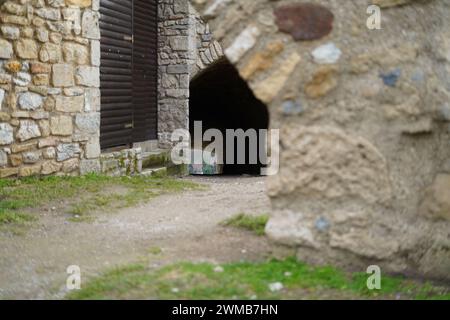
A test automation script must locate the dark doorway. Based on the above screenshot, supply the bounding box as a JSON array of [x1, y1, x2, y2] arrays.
[[189, 59, 270, 175], [99, 0, 158, 150]]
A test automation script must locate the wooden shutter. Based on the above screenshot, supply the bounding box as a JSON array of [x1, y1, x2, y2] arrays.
[[100, 0, 158, 150], [132, 0, 158, 143]]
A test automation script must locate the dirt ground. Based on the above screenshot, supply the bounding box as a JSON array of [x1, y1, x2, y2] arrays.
[[0, 176, 292, 299]]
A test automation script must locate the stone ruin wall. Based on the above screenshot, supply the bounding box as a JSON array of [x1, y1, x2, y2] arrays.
[[0, 0, 220, 175], [0, 0, 102, 178], [192, 0, 450, 280], [158, 0, 223, 148]]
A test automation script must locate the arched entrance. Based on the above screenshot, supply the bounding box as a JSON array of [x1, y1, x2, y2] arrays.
[[189, 59, 270, 175]]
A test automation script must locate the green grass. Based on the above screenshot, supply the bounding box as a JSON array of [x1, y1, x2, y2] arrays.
[[221, 213, 269, 236], [68, 257, 450, 300], [0, 174, 201, 225]]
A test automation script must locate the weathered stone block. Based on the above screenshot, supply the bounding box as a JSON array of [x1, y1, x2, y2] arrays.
[[19, 164, 42, 177], [75, 66, 100, 87], [39, 43, 62, 63], [75, 112, 100, 134], [0, 167, 18, 178], [66, 0, 92, 8], [57, 143, 81, 161], [41, 160, 62, 175], [0, 123, 14, 145], [81, 10, 100, 40], [55, 95, 84, 112], [52, 64, 74, 87], [23, 151, 41, 164], [18, 92, 43, 110], [50, 115, 73, 136], [62, 42, 89, 65], [0, 39, 14, 58], [17, 120, 42, 142], [62, 158, 79, 173], [15, 39, 38, 59], [80, 159, 101, 175], [274, 3, 334, 41]]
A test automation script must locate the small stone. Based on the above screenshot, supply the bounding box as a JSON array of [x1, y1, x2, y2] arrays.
[[62, 158, 79, 173], [43, 147, 56, 159], [81, 10, 100, 40], [282, 100, 303, 116], [75, 113, 99, 135], [274, 4, 334, 41], [30, 62, 51, 74], [10, 154, 23, 167], [240, 41, 284, 80], [39, 137, 56, 148], [1, 26, 20, 40], [0, 39, 14, 59], [224, 25, 260, 64], [17, 120, 42, 142], [0, 89, 5, 109], [19, 164, 42, 177], [269, 282, 284, 292], [62, 42, 89, 65], [36, 28, 49, 42], [0, 150, 7, 167], [55, 95, 84, 112], [5, 60, 22, 73], [305, 66, 338, 99], [52, 64, 74, 87], [253, 52, 301, 103], [75, 66, 100, 87], [311, 42, 342, 64], [85, 139, 100, 159], [380, 69, 401, 87], [33, 74, 49, 86], [66, 0, 92, 8], [15, 39, 38, 59], [213, 266, 224, 273], [18, 92, 43, 110], [50, 115, 73, 136], [41, 160, 62, 175], [11, 141, 37, 153], [36, 8, 61, 21], [23, 151, 41, 164], [80, 159, 101, 174], [13, 72, 32, 86], [57, 143, 81, 162], [39, 43, 62, 63], [0, 167, 19, 178], [0, 123, 14, 145]]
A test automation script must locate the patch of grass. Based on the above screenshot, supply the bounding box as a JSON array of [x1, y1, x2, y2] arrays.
[[148, 246, 163, 255], [221, 213, 269, 236], [0, 174, 201, 225], [0, 210, 36, 225], [68, 257, 450, 300]]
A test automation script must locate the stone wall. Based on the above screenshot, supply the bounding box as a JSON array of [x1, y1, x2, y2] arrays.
[[158, 0, 222, 148], [0, 0, 101, 177], [0, 0, 216, 176], [193, 0, 450, 280]]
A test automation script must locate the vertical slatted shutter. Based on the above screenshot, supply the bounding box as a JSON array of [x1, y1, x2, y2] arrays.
[[100, 0, 158, 150], [132, 0, 158, 142]]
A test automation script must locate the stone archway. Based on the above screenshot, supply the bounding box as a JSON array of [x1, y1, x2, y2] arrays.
[[189, 58, 270, 175]]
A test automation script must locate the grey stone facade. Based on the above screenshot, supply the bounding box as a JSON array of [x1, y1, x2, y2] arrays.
[[157, 0, 222, 148]]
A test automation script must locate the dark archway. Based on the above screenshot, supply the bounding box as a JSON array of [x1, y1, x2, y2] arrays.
[[189, 59, 270, 175]]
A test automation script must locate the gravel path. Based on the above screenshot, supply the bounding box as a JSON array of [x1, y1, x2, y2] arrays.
[[0, 176, 290, 299]]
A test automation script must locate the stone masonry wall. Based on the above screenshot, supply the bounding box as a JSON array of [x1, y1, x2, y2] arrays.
[[193, 0, 450, 280], [158, 0, 222, 148], [0, 0, 101, 178]]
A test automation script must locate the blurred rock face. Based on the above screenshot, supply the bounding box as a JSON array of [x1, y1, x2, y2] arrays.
[[192, 0, 450, 280]]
